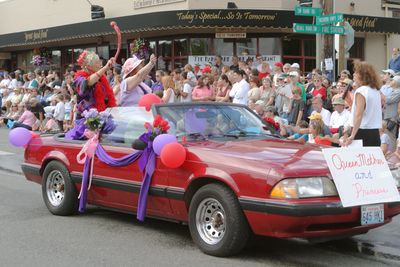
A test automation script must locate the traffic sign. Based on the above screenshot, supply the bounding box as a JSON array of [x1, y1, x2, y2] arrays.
[[316, 13, 344, 25], [293, 23, 345, 35], [294, 6, 322, 16]]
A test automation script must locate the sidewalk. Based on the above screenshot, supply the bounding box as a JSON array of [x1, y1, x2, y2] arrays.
[[0, 127, 26, 175]]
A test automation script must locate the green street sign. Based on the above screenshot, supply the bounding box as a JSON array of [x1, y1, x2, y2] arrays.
[[293, 23, 320, 33], [294, 6, 322, 16], [321, 25, 345, 35], [316, 13, 344, 25], [293, 23, 345, 35]]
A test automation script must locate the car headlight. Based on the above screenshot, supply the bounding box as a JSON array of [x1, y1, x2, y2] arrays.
[[270, 177, 338, 199], [391, 168, 400, 188]]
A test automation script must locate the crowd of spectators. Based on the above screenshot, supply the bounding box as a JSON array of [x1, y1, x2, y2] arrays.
[[1, 48, 400, 160]]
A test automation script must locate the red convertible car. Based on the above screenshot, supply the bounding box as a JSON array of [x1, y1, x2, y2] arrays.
[[22, 103, 400, 256]]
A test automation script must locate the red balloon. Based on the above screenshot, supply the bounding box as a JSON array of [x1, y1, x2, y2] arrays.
[[160, 143, 187, 168], [138, 94, 161, 111]]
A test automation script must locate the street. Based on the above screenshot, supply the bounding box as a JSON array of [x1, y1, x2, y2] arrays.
[[0, 128, 399, 266]]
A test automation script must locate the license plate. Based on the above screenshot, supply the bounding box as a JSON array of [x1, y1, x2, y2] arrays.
[[361, 204, 384, 225]]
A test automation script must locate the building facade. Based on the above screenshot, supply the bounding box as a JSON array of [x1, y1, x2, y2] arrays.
[[0, 0, 399, 76]]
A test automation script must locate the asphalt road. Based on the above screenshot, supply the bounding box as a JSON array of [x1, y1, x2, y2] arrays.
[[0, 128, 400, 266]]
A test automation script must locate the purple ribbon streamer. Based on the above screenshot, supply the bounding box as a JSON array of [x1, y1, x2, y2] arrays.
[[78, 131, 156, 221], [78, 157, 91, 213]]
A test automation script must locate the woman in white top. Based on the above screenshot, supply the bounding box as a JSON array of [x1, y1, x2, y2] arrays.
[[161, 75, 176, 103], [345, 61, 382, 147]]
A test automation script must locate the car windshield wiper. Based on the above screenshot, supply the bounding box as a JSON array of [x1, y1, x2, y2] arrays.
[[185, 132, 208, 140], [222, 130, 261, 138]]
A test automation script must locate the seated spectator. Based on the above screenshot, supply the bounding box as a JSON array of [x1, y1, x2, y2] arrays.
[[329, 97, 351, 133], [310, 96, 331, 126], [13, 103, 36, 130], [287, 120, 309, 143], [43, 113, 59, 133]]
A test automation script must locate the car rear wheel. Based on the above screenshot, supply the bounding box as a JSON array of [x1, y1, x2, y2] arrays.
[[189, 183, 250, 257], [42, 161, 78, 216]]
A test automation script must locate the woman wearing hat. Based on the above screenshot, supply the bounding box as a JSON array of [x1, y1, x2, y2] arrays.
[[119, 54, 157, 107], [74, 50, 117, 115]]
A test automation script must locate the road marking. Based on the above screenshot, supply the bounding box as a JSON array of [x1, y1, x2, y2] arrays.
[[0, 150, 14, 156]]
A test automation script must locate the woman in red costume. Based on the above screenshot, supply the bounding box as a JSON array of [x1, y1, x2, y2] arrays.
[[66, 50, 117, 139]]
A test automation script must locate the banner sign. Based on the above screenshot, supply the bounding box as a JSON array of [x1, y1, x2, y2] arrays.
[[322, 147, 400, 207], [188, 55, 281, 70]]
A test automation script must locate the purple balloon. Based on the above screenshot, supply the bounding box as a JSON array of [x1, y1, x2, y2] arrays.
[[9, 127, 33, 147], [153, 134, 177, 155]]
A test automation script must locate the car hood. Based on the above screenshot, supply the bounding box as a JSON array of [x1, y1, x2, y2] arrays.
[[187, 138, 330, 177]]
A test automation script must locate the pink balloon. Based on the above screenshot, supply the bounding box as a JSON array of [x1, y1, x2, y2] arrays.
[[8, 127, 33, 147], [139, 94, 161, 111]]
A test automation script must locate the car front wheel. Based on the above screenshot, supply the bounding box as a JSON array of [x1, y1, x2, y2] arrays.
[[189, 183, 250, 257], [42, 161, 78, 216]]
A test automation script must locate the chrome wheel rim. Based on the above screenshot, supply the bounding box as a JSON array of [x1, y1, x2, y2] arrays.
[[196, 198, 226, 245], [46, 170, 65, 207]]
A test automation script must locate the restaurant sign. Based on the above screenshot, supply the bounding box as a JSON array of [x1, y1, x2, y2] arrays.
[[134, 0, 186, 9], [215, 32, 246, 38], [24, 29, 48, 42], [188, 55, 281, 70]]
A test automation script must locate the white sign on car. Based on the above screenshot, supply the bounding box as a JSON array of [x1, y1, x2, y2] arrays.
[[322, 147, 400, 208]]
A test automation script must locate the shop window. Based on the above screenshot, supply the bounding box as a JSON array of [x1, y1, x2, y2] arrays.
[[215, 39, 234, 56], [97, 46, 109, 60], [283, 37, 316, 72], [190, 38, 210, 55], [174, 58, 188, 69], [51, 50, 61, 72], [303, 39, 316, 57], [283, 38, 301, 56], [304, 58, 316, 73], [158, 40, 172, 57], [259, 38, 281, 55], [236, 38, 257, 56], [174, 39, 188, 56], [348, 38, 364, 60]]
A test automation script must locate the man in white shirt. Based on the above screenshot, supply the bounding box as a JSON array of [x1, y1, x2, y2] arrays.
[[311, 96, 331, 126], [329, 97, 351, 130], [229, 69, 249, 105]]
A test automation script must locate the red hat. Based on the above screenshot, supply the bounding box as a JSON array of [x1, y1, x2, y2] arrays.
[[274, 62, 283, 68]]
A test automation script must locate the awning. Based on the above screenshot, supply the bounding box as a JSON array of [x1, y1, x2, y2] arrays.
[[0, 9, 398, 49]]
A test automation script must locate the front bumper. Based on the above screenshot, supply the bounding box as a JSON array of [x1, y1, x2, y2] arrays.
[[239, 197, 400, 238]]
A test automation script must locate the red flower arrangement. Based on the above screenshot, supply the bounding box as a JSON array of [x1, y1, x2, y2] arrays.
[[263, 117, 280, 131], [144, 115, 170, 140]]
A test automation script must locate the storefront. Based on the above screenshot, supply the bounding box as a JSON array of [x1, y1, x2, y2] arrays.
[[0, 9, 398, 75]]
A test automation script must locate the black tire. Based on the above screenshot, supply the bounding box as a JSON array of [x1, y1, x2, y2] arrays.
[[42, 161, 78, 216], [188, 183, 250, 257]]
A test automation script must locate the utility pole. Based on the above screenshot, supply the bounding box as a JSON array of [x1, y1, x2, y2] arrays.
[[315, 0, 334, 73]]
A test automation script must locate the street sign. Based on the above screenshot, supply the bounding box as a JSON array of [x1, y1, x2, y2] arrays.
[[294, 6, 322, 16], [316, 13, 344, 25], [321, 25, 345, 35], [293, 23, 320, 33], [293, 23, 345, 35]]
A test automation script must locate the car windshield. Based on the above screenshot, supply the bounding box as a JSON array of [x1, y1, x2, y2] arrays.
[[102, 106, 154, 144], [155, 103, 272, 140]]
